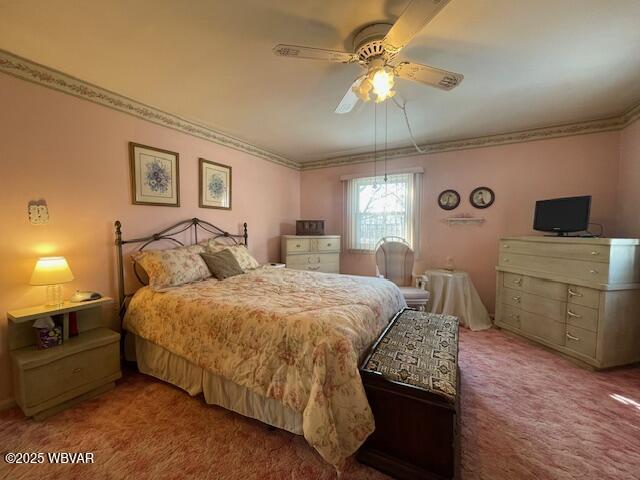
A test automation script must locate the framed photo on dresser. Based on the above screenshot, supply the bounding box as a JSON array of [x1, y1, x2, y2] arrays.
[[199, 158, 231, 210], [129, 142, 180, 207]]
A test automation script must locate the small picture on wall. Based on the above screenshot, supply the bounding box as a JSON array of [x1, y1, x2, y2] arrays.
[[470, 186, 495, 209], [438, 189, 461, 210], [129, 142, 180, 206], [199, 158, 231, 210]]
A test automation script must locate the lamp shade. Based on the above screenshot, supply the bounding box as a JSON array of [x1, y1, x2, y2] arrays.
[[30, 257, 74, 285]]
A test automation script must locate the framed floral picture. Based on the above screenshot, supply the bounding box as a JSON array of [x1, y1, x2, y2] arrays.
[[199, 158, 231, 210], [129, 142, 180, 206]]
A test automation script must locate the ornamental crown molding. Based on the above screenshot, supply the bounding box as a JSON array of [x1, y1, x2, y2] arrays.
[[301, 101, 640, 170], [0, 49, 300, 170], [1, 48, 638, 172]]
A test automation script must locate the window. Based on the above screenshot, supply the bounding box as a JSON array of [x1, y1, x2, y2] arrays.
[[345, 172, 422, 252]]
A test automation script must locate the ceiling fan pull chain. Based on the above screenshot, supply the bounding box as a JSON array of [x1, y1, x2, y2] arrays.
[[373, 102, 378, 188], [384, 100, 388, 182]]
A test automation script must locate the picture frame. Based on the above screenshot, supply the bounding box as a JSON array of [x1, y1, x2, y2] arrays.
[[437, 189, 461, 210], [199, 158, 232, 210], [470, 186, 495, 209], [129, 142, 180, 207]]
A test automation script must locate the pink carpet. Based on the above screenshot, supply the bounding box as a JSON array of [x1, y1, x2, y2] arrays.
[[1, 328, 639, 479]]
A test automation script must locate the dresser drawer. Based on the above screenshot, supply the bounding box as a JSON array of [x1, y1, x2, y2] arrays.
[[499, 253, 608, 283], [520, 311, 566, 346], [500, 240, 610, 263], [502, 287, 566, 322], [499, 304, 522, 329], [286, 239, 311, 253], [567, 285, 600, 309], [290, 263, 339, 274], [566, 304, 598, 333], [503, 273, 523, 290], [23, 341, 120, 407], [521, 276, 567, 302], [286, 253, 338, 266], [317, 237, 340, 252], [565, 325, 597, 358]]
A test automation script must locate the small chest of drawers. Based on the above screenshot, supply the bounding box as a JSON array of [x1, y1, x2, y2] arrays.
[[281, 235, 341, 274], [8, 298, 121, 419], [495, 236, 640, 369]]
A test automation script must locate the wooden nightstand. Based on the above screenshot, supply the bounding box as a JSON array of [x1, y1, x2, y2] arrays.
[[7, 298, 121, 420]]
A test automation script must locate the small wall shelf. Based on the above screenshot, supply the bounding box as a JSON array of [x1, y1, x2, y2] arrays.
[[443, 216, 486, 225]]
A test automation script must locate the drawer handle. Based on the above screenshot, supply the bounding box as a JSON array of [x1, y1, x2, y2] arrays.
[[503, 257, 510, 262], [589, 269, 598, 274], [503, 244, 510, 249], [308, 266, 320, 271], [590, 251, 599, 256], [512, 296, 521, 303], [72, 367, 82, 374], [326, 243, 332, 247], [513, 278, 522, 285], [567, 310, 582, 319], [568, 288, 583, 297], [296, 244, 301, 248], [566, 333, 580, 342]]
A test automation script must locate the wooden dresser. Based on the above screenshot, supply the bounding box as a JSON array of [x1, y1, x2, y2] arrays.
[[495, 236, 640, 369], [281, 235, 341, 273]]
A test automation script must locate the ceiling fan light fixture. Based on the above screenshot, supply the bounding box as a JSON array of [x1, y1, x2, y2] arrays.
[[371, 67, 396, 103], [352, 78, 373, 102]]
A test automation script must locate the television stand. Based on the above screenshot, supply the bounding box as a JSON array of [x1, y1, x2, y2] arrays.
[[543, 232, 597, 238]]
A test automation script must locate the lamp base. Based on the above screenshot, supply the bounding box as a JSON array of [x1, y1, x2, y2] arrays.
[[45, 284, 63, 307]]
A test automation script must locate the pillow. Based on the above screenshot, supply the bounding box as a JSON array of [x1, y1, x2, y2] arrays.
[[200, 250, 244, 280], [226, 245, 260, 271], [203, 242, 260, 271], [132, 244, 211, 290]]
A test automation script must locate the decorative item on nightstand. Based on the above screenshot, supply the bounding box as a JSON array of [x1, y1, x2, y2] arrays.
[[30, 257, 74, 307]]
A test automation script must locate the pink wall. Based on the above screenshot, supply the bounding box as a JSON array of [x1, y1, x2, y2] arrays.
[[618, 119, 640, 237], [301, 132, 622, 314], [0, 73, 300, 404]]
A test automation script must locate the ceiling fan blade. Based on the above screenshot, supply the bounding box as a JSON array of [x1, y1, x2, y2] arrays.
[[273, 44, 357, 63], [383, 0, 451, 53], [395, 61, 463, 90], [334, 77, 364, 114]]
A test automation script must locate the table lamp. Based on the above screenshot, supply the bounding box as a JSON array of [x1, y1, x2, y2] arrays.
[[30, 257, 74, 306]]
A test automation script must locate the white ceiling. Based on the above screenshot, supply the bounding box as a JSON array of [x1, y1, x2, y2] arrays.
[[1, 0, 639, 163]]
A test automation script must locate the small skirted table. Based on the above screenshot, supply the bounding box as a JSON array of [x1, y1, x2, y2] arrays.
[[424, 269, 492, 331]]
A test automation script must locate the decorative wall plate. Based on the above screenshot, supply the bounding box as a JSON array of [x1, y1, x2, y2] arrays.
[[470, 187, 495, 209], [437, 189, 460, 210]]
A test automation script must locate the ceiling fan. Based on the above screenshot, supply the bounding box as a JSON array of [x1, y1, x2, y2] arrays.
[[273, 0, 463, 114]]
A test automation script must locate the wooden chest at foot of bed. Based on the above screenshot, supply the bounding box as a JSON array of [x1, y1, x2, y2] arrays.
[[358, 308, 460, 480]]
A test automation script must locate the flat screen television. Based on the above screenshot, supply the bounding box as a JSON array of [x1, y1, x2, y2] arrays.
[[533, 195, 591, 236]]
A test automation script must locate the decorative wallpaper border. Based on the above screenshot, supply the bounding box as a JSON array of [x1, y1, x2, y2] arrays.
[[301, 102, 640, 170], [0, 49, 298, 170], [1, 48, 638, 172]]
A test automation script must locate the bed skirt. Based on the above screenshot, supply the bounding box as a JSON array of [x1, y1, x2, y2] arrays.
[[124, 333, 304, 435]]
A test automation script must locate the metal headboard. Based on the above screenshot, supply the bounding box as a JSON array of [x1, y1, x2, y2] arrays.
[[114, 217, 248, 318]]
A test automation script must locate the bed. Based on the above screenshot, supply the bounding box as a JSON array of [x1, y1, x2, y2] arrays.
[[115, 218, 406, 468]]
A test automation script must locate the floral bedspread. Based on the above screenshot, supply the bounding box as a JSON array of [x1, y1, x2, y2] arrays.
[[124, 267, 406, 466]]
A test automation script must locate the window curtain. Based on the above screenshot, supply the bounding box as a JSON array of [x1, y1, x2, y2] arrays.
[[343, 171, 422, 254]]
